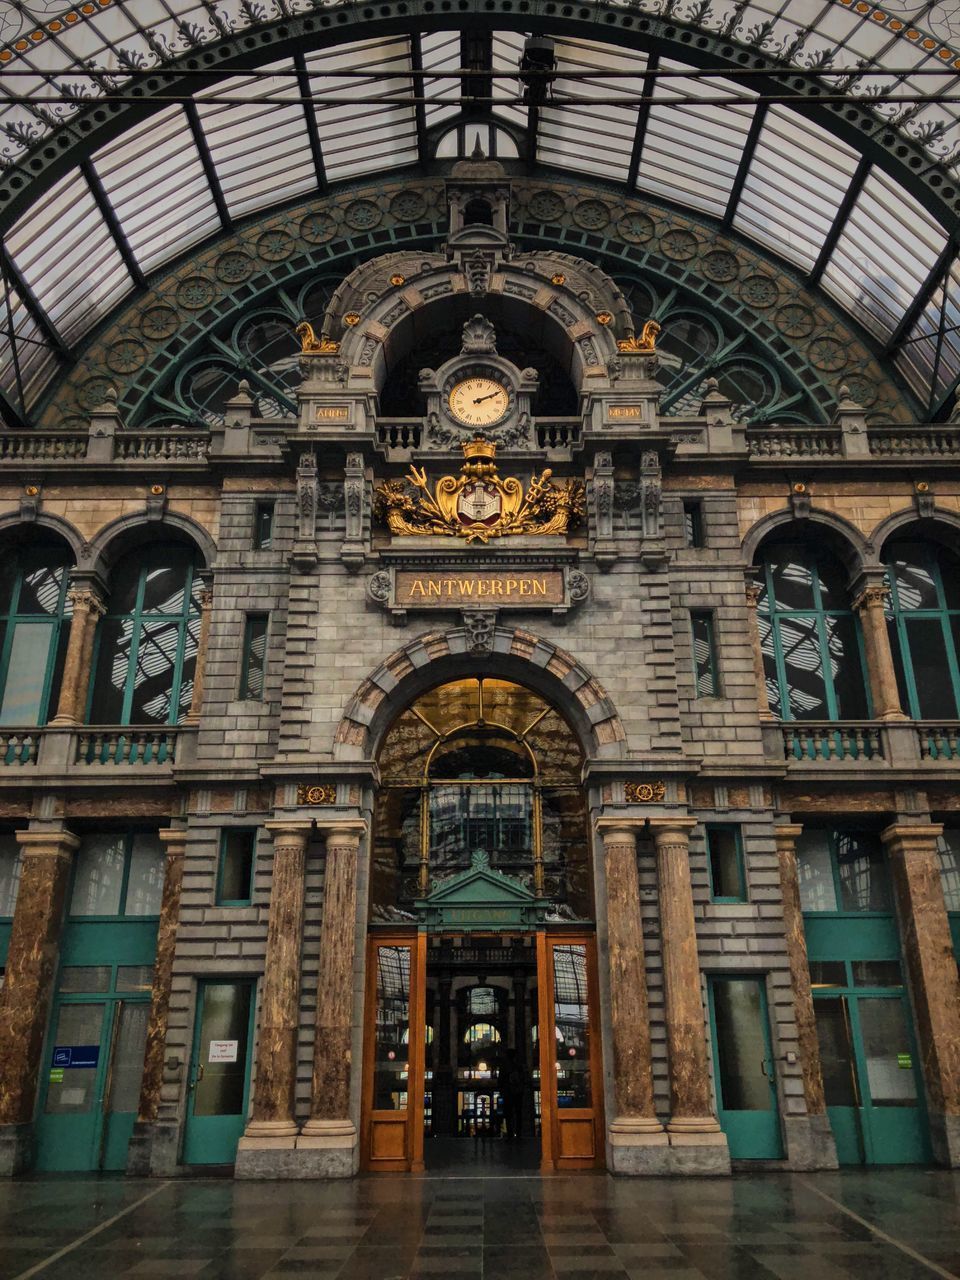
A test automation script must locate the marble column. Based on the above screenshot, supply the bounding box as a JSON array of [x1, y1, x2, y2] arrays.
[[597, 821, 666, 1171], [775, 823, 838, 1169], [298, 821, 365, 1173], [649, 818, 728, 1171], [238, 821, 310, 1152], [744, 575, 775, 722], [184, 580, 213, 726], [49, 586, 105, 725], [882, 822, 960, 1165], [0, 828, 78, 1175], [852, 583, 907, 721], [135, 828, 187, 1127]]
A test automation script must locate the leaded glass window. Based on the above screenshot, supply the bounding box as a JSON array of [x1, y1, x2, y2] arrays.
[[88, 545, 202, 726], [797, 831, 891, 914], [0, 541, 73, 727], [756, 545, 869, 721], [884, 541, 960, 720]]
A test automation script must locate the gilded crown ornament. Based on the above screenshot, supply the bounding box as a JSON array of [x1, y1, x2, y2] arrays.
[[374, 436, 585, 544]]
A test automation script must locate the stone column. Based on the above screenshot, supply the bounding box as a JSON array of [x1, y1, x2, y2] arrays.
[[597, 820, 667, 1172], [649, 817, 729, 1172], [0, 828, 78, 1175], [49, 587, 105, 725], [775, 823, 838, 1169], [852, 583, 907, 721], [133, 829, 187, 1127], [183, 580, 213, 726], [298, 821, 365, 1174], [237, 821, 310, 1158], [882, 823, 960, 1165], [745, 576, 775, 722]]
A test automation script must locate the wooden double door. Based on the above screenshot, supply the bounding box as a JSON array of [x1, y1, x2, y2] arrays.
[[361, 929, 604, 1172]]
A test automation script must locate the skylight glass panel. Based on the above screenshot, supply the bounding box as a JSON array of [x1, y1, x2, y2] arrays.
[[305, 38, 418, 182], [537, 39, 648, 184], [635, 61, 755, 218], [5, 168, 131, 346], [822, 167, 947, 342], [492, 31, 527, 131], [0, 278, 57, 411], [734, 106, 859, 273], [421, 31, 462, 132], [91, 106, 221, 275], [196, 60, 317, 220], [895, 257, 960, 410]]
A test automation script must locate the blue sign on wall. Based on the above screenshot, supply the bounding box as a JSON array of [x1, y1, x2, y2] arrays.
[[51, 1045, 100, 1069]]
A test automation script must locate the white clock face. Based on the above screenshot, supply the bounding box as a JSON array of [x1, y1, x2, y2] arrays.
[[447, 377, 510, 427]]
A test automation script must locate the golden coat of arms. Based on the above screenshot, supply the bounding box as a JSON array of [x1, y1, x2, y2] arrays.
[[374, 437, 585, 544]]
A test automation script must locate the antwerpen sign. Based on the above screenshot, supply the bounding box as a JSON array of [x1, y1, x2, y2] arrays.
[[396, 569, 563, 607]]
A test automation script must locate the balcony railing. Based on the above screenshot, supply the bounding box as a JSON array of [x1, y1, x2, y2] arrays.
[[76, 728, 179, 764], [782, 722, 884, 762], [113, 432, 209, 461], [1, 732, 39, 765], [917, 724, 960, 761], [375, 420, 422, 451], [747, 428, 842, 459], [0, 432, 88, 461]]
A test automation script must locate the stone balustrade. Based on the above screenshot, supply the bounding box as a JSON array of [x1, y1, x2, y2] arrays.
[[75, 727, 180, 765], [747, 427, 842, 459], [0, 432, 87, 461], [917, 724, 960, 760], [536, 419, 581, 450], [781, 721, 884, 762], [375, 420, 422, 451]]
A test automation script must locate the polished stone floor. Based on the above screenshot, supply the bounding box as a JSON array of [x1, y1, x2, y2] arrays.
[[1, 1166, 959, 1280]]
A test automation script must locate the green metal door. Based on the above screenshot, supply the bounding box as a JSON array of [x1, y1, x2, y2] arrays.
[[182, 980, 255, 1165], [814, 990, 930, 1165], [708, 976, 783, 1159]]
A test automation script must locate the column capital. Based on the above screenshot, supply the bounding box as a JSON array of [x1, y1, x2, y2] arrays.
[[595, 817, 643, 844], [852, 582, 891, 613], [774, 823, 804, 848], [264, 820, 313, 845], [648, 816, 698, 844], [14, 829, 80, 857], [881, 822, 944, 850], [158, 827, 188, 856], [316, 819, 366, 849], [66, 585, 106, 616]]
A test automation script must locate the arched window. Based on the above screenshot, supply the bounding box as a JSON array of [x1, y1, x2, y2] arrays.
[[756, 543, 869, 721], [0, 539, 73, 726], [884, 540, 960, 719], [88, 544, 202, 726]]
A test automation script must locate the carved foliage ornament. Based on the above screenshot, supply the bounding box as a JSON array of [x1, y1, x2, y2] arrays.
[[374, 436, 585, 544]]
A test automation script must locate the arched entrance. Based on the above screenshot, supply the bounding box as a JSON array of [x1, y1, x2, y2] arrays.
[[360, 677, 604, 1173]]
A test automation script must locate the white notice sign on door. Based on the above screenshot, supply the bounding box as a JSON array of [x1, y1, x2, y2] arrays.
[[208, 1039, 239, 1063]]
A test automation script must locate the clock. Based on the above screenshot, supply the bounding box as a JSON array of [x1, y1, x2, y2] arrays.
[[447, 376, 510, 427]]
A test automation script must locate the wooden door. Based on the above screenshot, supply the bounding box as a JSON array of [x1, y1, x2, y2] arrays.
[[538, 931, 604, 1170], [361, 931, 426, 1172]]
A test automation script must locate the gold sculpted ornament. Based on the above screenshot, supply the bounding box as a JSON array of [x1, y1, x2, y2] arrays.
[[624, 780, 666, 803], [295, 322, 340, 354], [617, 319, 660, 353], [374, 436, 585, 544], [296, 783, 337, 805]]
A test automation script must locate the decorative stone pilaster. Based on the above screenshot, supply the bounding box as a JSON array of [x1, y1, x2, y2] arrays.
[[852, 582, 907, 722], [236, 822, 310, 1167], [597, 821, 668, 1174], [774, 823, 838, 1170], [48, 587, 105, 725], [0, 828, 79, 1175], [183, 579, 213, 726], [298, 821, 366, 1176], [648, 817, 729, 1174], [127, 826, 187, 1176], [882, 823, 960, 1166], [744, 574, 775, 722]]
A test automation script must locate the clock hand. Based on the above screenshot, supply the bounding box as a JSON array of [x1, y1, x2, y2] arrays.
[[473, 392, 502, 403]]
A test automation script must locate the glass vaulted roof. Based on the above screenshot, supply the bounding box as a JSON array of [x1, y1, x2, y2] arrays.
[[1, 1, 960, 421]]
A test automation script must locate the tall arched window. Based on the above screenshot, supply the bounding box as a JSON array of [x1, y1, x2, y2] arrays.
[[756, 544, 869, 721], [884, 540, 960, 720], [88, 544, 202, 725], [0, 539, 73, 726]]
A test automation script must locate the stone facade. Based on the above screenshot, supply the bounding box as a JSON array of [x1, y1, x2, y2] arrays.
[[0, 160, 959, 1179]]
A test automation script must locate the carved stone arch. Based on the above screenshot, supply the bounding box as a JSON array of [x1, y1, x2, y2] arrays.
[[334, 624, 627, 763], [871, 506, 960, 566], [742, 506, 871, 586], [331, 256, 627, 396], [82, 510, 218, 579], [0, 510, 85, 564]]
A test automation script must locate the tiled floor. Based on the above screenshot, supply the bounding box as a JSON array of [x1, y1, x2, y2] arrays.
[[1, 1166, 959, 1280]]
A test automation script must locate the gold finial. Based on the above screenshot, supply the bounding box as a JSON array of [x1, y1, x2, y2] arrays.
[[617, 318, 660, 353], [296, 321, 340, 355]]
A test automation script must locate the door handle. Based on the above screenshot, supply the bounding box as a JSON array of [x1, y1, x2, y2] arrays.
[[189, 1063, 205, 1091], [760, 1058, 770, 1080]]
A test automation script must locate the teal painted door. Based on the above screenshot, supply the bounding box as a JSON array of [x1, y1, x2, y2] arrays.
[[182, 980, 255, 1165], [814, 992, 930, 1165], [708, 976, 783, 1159], [35, 996, 149, 1171]]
